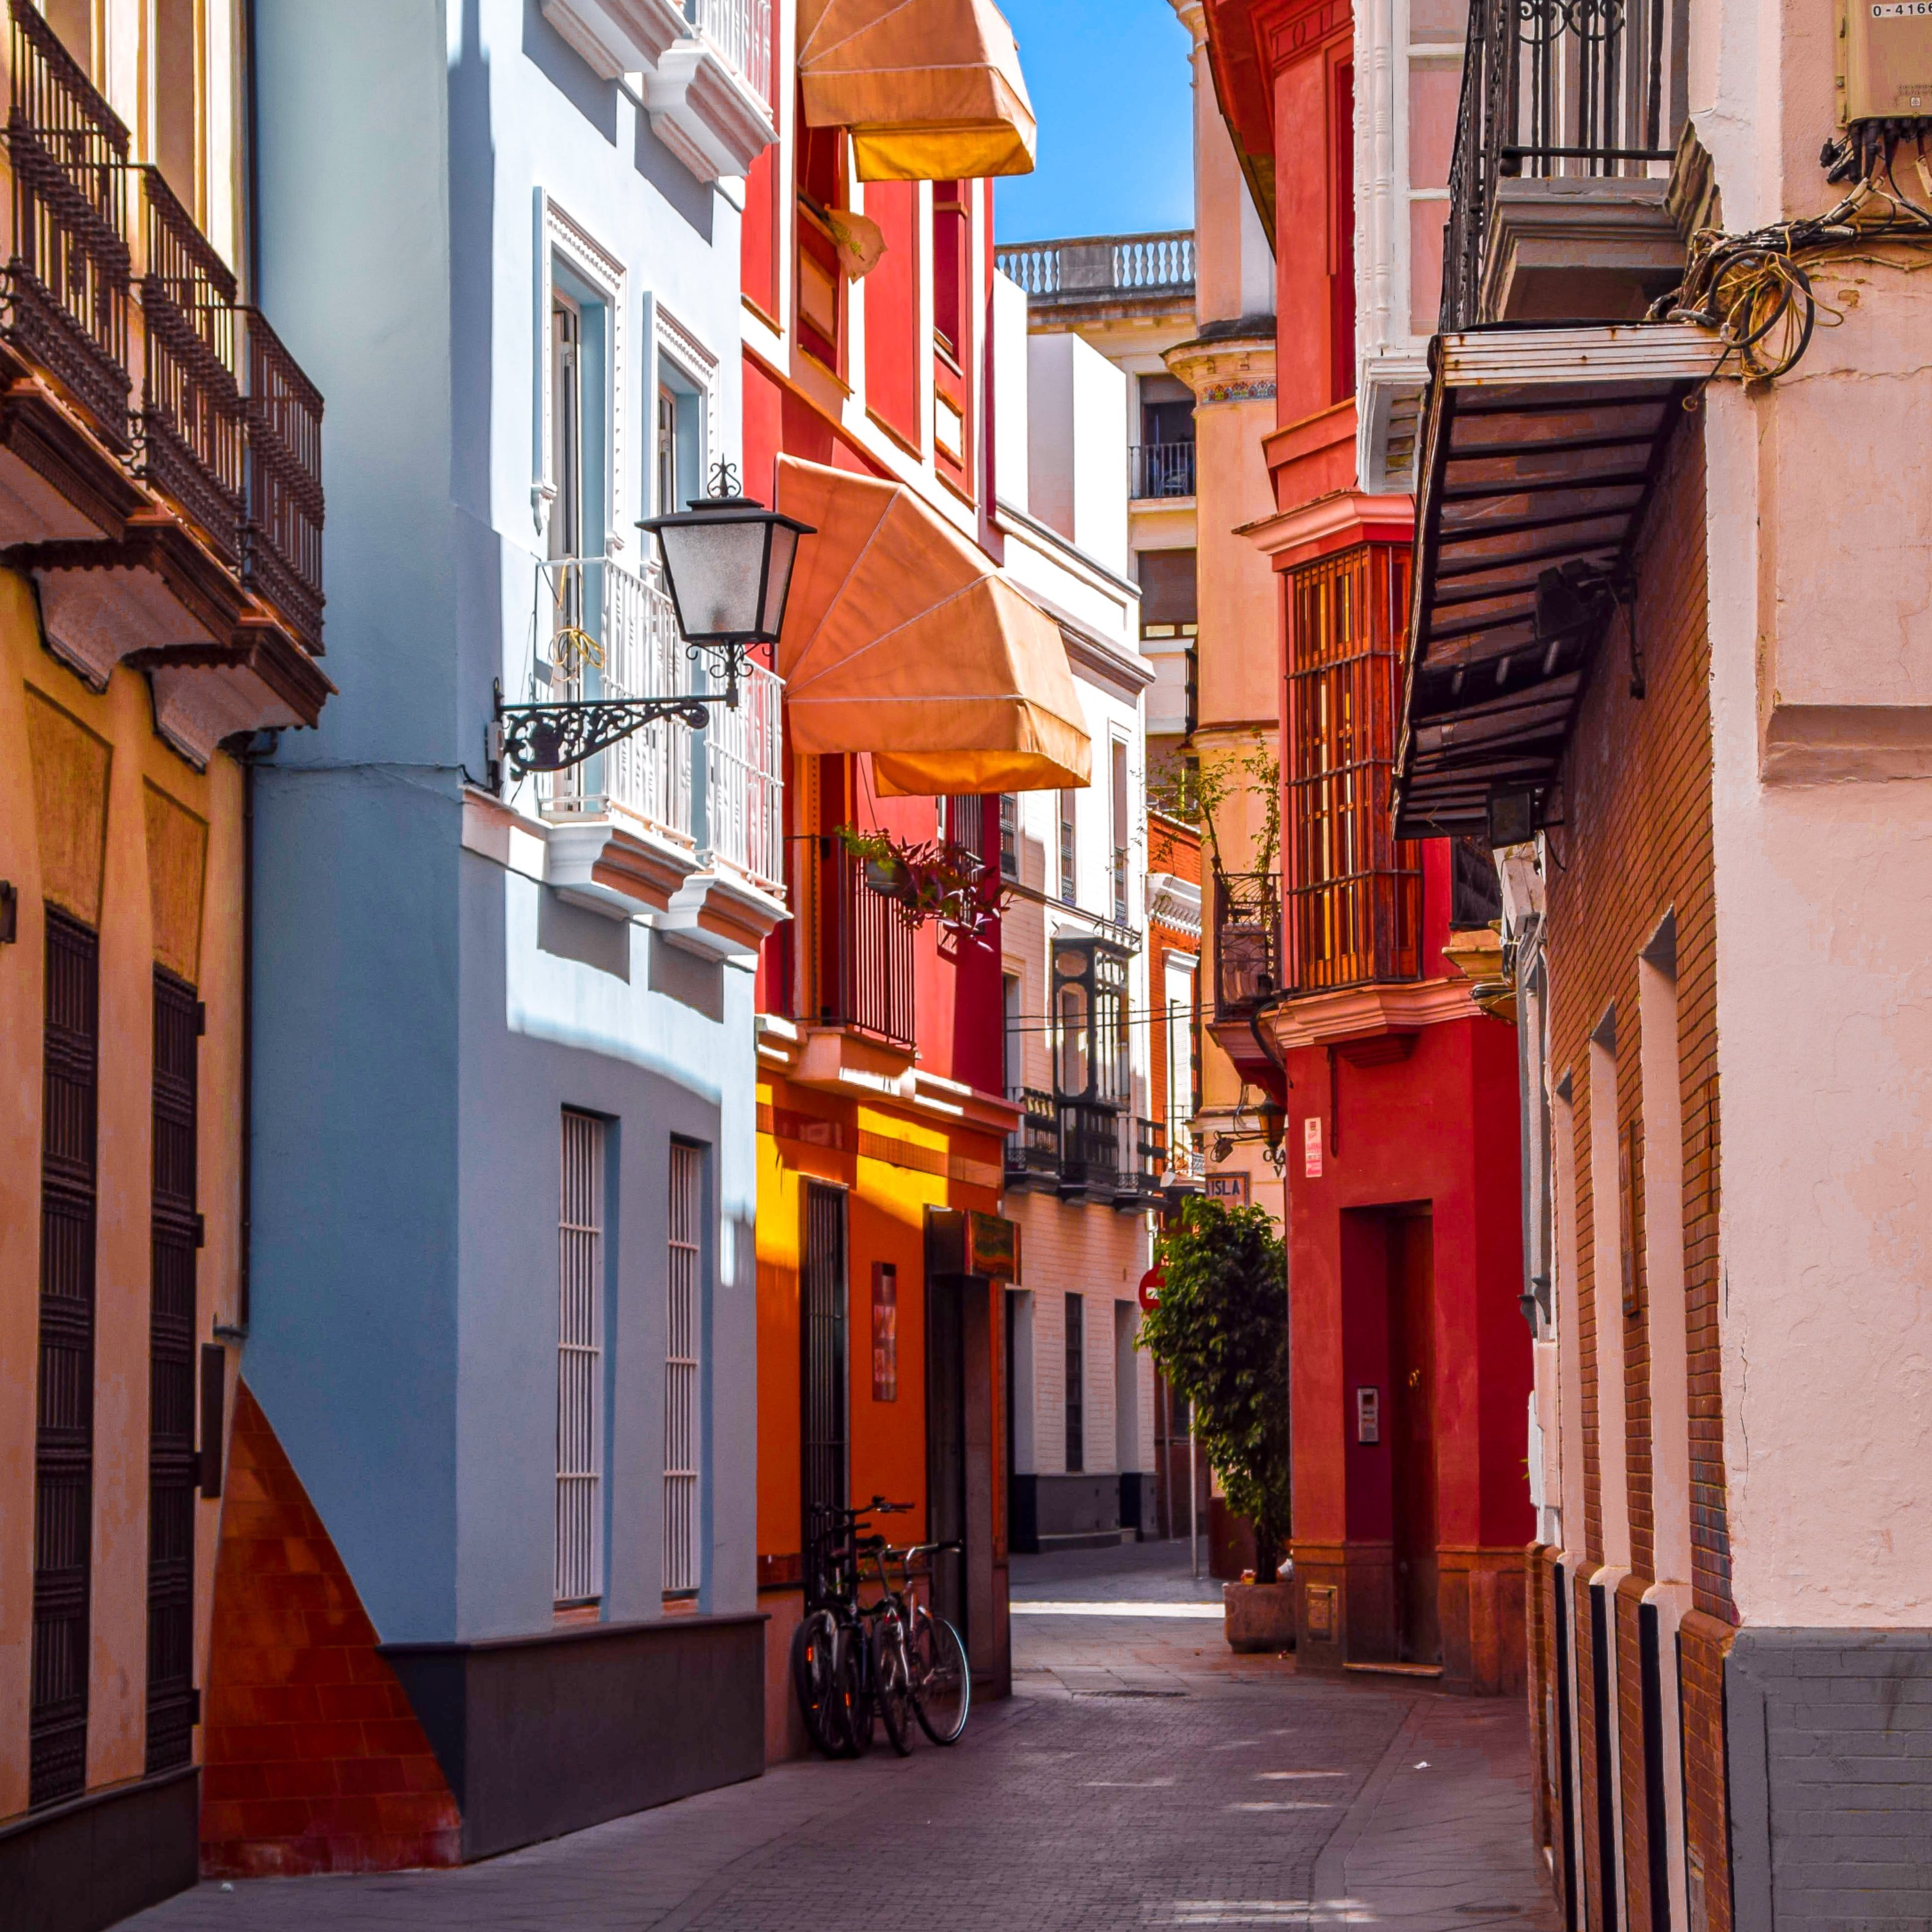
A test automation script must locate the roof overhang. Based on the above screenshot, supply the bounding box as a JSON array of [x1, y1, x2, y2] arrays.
[[1393, 323, 1723, 841]]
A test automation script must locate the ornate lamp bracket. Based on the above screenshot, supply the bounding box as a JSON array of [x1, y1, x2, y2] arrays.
[[489, 678, 720, 781]]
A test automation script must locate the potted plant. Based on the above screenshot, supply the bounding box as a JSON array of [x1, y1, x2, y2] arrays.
[[1137, 1195, 1294, 1653], [833, 823, 1010, 947]]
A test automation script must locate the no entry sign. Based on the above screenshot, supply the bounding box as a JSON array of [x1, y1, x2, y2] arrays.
[[1138, 1264, 1165, 1313]]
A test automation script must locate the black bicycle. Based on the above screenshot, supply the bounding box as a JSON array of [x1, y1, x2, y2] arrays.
[[791, 1498, 908, 1758], [862, 1536, 971, 1752]]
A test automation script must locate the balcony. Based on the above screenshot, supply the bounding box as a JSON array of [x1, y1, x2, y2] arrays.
[[1130, 440, 1194, 501], [0, 0, 328, 764], [540, 0, 776, 181], [994, 230, 1195, 326], [1212, 870, 1281, 1019], [540, 554, 787, 955], [1004, 1087, 1060, 1190], [800, 836, 915, 1052], [1441, 0, 1688, 330]]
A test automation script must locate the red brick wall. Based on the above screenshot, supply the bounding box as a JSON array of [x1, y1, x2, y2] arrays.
[[200, 1383, 461, 1876], [1679, 1609, 1735, 1932], [1572, 1567, 1603, 1916], [1543, 417, 1734, 1929]]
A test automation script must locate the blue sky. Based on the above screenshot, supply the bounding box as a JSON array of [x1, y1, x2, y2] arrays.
[[994, 0, 1194, 242]]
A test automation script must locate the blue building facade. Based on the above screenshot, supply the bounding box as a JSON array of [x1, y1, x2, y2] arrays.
[[220, 0, 784, 1866]]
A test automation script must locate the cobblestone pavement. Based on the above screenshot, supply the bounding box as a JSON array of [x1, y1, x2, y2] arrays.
[[129, 1544, 1559, 1931]]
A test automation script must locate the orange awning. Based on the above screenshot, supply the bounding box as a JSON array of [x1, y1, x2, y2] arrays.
[[796, 0, 1038, 182], [775, 456, 1090, 796]]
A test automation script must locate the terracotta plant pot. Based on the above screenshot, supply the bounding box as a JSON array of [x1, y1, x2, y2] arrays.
[[1223, 1578, 1297, 1654]]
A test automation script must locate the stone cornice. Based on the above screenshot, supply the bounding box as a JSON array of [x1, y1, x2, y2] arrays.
[[1263, 977, 1483, 1052]]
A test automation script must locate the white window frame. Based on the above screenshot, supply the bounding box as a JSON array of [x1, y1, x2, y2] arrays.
[[647, 296, 720, 513], [664, 1141, 704, 1597], [534, 189, 627, 548], [557, 1110, 607, 1608]]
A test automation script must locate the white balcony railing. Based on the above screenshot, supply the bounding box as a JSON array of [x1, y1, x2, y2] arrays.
[[688, 0, 771, 105], [542, 553, 785, 899], [704, 658, 784, 894]]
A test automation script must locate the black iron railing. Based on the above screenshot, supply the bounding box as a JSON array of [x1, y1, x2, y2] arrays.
[[239, 307, 324, 649], [1123, 1117, 1168, 1200], [1004, 1086, 1060, 1185], [5, 0, 131, 447], [1441, 0, 1683, 330], [140, 166, 242, 560], [1131, 440, 1195, 499], [1058, 1099, 1122, 1194], [1213, 870, 1281, 1019], [812, 839, 916, 1050]]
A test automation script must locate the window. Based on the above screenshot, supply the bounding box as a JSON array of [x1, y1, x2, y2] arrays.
[[795, 110, 845, 368], [1058, 790, 1076, 906], [548, 280, 611, 684], [551, 295, 584, 579], [1331, 60, 1357, 406], [999, 794, 1018, 879], [152, 0, 198, 214], [147, 969, 200, 1774], [1136, 549, 1199, 638], [33, 909, 98, 1807], [656, 374, 704, 518], [664, 1142, 703, 1596], [1064, 1293, 1084, 1474], [801, 1181, 849, 1538], [930, 179, 970, 362], [1003, 972, 1022, 1093], [1110, 739, 1131, 926], [556, 1111, 606, 1608]]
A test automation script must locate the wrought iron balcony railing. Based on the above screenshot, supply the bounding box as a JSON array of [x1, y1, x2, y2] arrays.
[[1441, 0, 1684, 330], [704, 655, 784, 894], [1004, 1086, 1061, 1187], [5, 0, 130, 448], [239, 307, 324, 652], [139, 166, 242, 562], [996, 230, 1195, 304], [1212, 870, 1281, 1019], [1131, 440, 1195, 500], [802, 836, 916, 1051], [688, 0, 772, 107]]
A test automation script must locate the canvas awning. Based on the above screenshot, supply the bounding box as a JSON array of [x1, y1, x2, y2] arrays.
[[1393, 323, 1724, 840], [796, 0, 1037, 182], [775, 455, 1090, 795]]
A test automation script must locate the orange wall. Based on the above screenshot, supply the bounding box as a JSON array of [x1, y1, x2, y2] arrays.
[[0, 576, 246, 1819]]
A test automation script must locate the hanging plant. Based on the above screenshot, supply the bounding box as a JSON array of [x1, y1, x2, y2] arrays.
[[833, 823, 1011, 945]]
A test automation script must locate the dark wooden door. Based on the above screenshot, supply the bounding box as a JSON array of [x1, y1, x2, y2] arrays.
[[925, 1275, 966, 1640], [1388, 1211, 1439, 1666], [801, 1181, 848, 1598]]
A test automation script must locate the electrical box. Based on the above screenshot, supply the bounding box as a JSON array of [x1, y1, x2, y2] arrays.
[[1839, 0, 1932, 124]]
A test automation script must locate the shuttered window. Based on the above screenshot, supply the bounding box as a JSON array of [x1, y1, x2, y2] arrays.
[[33, 909, 98, 1808], [556, 1111, 605, 1608], [1064, 1293, 1085, 1476], [147, 970, 200, 1772], [664, 1142, 703, 1596]]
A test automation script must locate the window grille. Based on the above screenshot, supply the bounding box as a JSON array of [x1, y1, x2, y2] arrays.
[[1058, 790, 1076, 906], [1064, 1293, 1085, 1474], [556, 1110, 605, 1607], [1283, 545, 1422, 991], [801, 1180, 849, 1595], [664, 1142, 703, 1595], [147, 969, 199, 1773], [33, 908, 98, 1807]]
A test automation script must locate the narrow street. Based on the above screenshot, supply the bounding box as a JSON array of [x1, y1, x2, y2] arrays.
[[129, 1547, 1557, 1931]]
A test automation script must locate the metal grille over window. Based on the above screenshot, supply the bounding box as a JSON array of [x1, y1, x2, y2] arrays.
[[1284, 546, 1422, 993], [664, 1142, 703, 1596], [147, 970, 200, 1774], [33, 909, 98, 1808], [801, 1180, 849, 1582], [556, 1110, 605, 1608]]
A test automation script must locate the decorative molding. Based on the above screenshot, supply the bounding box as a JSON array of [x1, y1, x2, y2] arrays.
[[535, 191, 629, 548], [1197, 377, 1276, 406], [1263, 977, 1483, 1052], [641, 40, 777, 185], [652, 298, 722, 500]]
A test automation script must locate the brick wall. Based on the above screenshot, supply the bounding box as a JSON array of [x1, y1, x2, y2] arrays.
[[200, 1384, 461, 1876], [1545, 420, 1733, 1930], [1679, 1609, 1734, 1932]]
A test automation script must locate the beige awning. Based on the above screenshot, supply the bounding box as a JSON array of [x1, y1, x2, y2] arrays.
[[796, 0, 1038, 182], [775, 456, 1090, 795]]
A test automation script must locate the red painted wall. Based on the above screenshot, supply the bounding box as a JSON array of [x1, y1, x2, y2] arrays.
[[862, 181, 920, 450]]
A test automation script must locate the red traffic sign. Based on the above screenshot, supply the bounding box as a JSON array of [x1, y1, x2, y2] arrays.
[[1138, 1264, 1166, 1313]]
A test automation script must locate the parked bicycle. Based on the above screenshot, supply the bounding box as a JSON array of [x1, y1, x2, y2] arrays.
[[790, 1498, 971, 1757]]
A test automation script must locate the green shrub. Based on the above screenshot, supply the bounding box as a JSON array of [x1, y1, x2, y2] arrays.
[[1138, 1196, 1292, 1583]]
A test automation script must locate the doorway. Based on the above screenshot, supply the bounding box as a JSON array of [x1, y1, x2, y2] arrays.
[[926, 1275, 966, 1640], [1387, 1210, 1438, 1665], [800, 1181, 849, 1590]]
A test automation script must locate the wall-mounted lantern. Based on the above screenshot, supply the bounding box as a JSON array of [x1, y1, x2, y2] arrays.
[[492, 464, 814, 780]]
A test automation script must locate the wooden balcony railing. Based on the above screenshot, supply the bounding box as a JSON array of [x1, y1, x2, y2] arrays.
[[4, 0, 131, 448], [239, 307, 324, 651], [1283, 545, 1422, 994], [139, 166, 242, 561], [808, 838, 915, 1051]]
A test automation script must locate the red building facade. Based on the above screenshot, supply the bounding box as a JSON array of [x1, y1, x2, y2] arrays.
[[1200, 0, 1531, 1690]]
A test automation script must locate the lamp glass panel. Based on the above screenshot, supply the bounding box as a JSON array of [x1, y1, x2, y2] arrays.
[[758, 523, 801, 635], [657, 518, 766, 639]]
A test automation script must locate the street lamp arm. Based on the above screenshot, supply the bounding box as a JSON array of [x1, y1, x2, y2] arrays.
[[491, 680, 720, 779]]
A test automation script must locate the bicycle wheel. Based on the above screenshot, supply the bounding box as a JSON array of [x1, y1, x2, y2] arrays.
[[872, 1612, 915, 1756], [832, 1618, 875, 1756], [909, 1610, 971, 1745], [791, 1609, 843, 1759]]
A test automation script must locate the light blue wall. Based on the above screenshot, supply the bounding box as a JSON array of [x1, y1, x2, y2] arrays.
[[249, 0, 761, 1644]]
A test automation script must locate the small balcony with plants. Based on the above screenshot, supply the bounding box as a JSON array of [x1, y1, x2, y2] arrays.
[[0, 0, 329, 765]]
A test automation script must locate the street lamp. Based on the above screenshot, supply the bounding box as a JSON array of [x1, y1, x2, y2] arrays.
[[491, 464, 814, 781], [637, 463, 815, 708]]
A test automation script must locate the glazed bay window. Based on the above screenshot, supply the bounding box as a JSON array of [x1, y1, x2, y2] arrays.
[[1283, 545, 1422, 993], [556, 1110, 606, 1611]]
